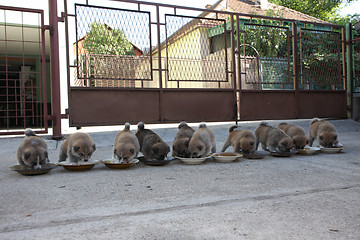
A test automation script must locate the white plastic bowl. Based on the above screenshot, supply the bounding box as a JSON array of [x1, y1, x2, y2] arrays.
[[320, 147, 343, 153], [177, 156, 208, 165], [212, 152, 242, 163]]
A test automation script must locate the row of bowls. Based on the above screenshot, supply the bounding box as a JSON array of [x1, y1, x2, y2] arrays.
[[10, 146, 343, 176]]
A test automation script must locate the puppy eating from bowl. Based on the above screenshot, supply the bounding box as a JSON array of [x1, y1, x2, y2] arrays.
[[221, 125, 256, 154], [113, 122, 140, 163], [172, 121, 195, 158], [188, 123, 216, 158], [308, 118, 342, 148], [255, 122, 294, 152], [278, 122, 308, 150]]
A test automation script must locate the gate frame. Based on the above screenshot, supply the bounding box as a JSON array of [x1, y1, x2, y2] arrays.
[[63, 0, 348, 128], [0, 5, 49, 136]]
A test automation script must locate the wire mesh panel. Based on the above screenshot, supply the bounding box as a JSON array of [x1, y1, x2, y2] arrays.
[[241, 23, 291, 89], [299, 28, 342, 89], [74, 4, 152, 87], [165, 15, 228, 84], [0, 7, 47, 134]]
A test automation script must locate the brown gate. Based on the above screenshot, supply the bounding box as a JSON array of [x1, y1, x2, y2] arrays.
[[0, 6, 48, 135], [64, 0, 346, 128]]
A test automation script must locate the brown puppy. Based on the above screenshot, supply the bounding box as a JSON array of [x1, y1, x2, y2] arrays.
[[172, 121, 195, 158], [278, 122, 308, 149], [16, 129, 49, 169], [188, 123, 216, 158], [255, 122, 294, 152], [308, 118, 341, 148], [59, 132, 96, 163], [113, 122, 140, 163], [136, 122, 170, 160], [221, 125, 256, 154]]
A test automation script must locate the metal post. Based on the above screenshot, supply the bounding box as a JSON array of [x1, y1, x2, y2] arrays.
[[292, 22, 300, 118], [346, 23, 353, 118], [48, 0, 62, 139]]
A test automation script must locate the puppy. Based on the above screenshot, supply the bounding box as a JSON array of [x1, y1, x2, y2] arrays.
[[221, 125, 256, 154], [113, 122, 140, 163], [16, 128, 49, 169], [188, 123, 216, 158], [59, 132, 96, 163], [278, 122, 308, 149], [308, 118, 341, 148], [136, 122, 170, 160], [172, 121, 195, 158], [255, 121, 294, 152]]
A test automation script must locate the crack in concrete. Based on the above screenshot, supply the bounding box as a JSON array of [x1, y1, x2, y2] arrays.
[[1, 184, 359, 234]]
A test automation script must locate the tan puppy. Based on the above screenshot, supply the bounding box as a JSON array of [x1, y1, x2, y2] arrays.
[[59, 132, 96, 163], [16, 129, 49, 169], [308, 118, 341, 148], [113, 122, 140, 163], [172, 121, 195, 158], [188, 123, 216, 158], [255, 122, 294, 152], [278, 122, 308, 149], [136, 122, 170, 160], [221, 125, 256, 154]]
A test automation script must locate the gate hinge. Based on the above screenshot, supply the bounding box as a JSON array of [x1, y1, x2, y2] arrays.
[[43, 25, 54, 35]]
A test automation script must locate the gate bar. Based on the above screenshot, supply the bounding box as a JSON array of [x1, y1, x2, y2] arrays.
[[48, 0, 62, 139], [292, 22, 300, 118]]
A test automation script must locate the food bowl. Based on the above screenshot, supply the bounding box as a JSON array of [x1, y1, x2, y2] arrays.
[[138, 156, 175, 166], [212, 152, 242, 163], [243, 152, 266, 159], [320, 146, 343, 154], [57, 161, 98, 171], [177, 156, 209, 165], [270, 149, 298, 157], [9, 163, 57, 176], [101, 159, 139, 169], [298, 147, 320, 155]]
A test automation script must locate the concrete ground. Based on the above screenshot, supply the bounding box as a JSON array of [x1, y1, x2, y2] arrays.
[[1, 119, 360, 240]]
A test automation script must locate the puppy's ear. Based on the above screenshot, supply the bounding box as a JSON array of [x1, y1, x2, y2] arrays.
[[114, 149, 117, 155], [282, 141, 288, 147], [24, 152, 31, 160], [319, 136, 324, 141], [129, 148, 134, 154], [197, 145, 203, 151], [250, 141, 254, 146], [152, 146, 159, 154], [44, 151, 49, 158], [333, 135, 337, 141], [73, 145, 80, 152], [92, 144, 96, 151], [184, 139, 190, 147]]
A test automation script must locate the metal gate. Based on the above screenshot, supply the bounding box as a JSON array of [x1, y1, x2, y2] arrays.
[[64, 0, 347, 128], [0, 6, 48, 135]]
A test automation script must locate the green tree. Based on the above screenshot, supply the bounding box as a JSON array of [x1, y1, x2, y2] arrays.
[[269, 0, 353, 23], [84, 22, 135, 55]]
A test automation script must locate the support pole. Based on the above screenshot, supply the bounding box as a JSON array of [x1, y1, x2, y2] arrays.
[[345, 23, 353, 119], [48, 0, 62, 139]]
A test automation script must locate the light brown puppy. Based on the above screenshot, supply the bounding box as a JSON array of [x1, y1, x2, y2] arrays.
[[113, 122, 140, 163], [278, 122, 308, 149], [59, 132, 96, 163], [308, 118, 341, 148], [221, 125, 256, 154], [255, 122, 294, 152], [136, 122, 170, 160], [172, 121, 195, 158], [16, 129, 49, 169], [188, 123, 216, 158]]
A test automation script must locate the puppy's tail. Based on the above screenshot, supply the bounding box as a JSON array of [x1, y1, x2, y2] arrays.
[[199, 122, 207, 128], [124, 122, 131, 130], [178, 121, 188, 129], [310, 118, 320, 125], [259, 121, 269, 127], [229, 125, 238, 132], [25, 128, 36, 137], [137, 122, 145, 130]]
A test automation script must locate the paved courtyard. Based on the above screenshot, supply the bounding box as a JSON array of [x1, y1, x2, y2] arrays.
[[1, 119, 360, 239]]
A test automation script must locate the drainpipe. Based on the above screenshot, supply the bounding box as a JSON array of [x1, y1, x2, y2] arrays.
[[48, 0, 62, 139]]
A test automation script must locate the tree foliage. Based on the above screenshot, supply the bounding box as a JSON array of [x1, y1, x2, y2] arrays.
[[83, 22, 135, 55], [269, 0, 354, 23]]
